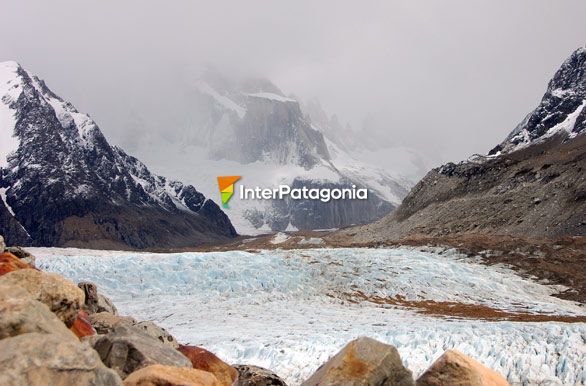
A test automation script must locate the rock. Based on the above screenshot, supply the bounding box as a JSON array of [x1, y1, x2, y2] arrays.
[[78, 281, 99, 313], [234, 364, 287, 386], [88, 325, 192, 379], [0, 283, 76, 341], [178, 345, 238, 386], [302, 337, 414, 386], [0, 269, 84, 327], [4, 246, 36, 266], [416, 350, 509, 386], [98, 293, 119, 314], [70, 310, 97, 338], [0, 251, 33, 277], [123, 364, 220, 386], [134, 320, 179, 349], [0, 234, 5, 250], [78, 281, 119, 314], [0, 332, 123, 386], [89, 312, 136, 334]]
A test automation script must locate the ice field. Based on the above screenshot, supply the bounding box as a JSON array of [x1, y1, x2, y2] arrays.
[[34, 247, 586, 385]]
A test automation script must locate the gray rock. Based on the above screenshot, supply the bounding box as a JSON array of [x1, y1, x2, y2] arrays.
[[88, 325, 191, 379], [302, 337, 414, 386], [0, 283, 76, 341], [78, 281, 119, 315], [88, 312, 136, 334], [78, 281, 99, 313], [235, 364, 288, 386], [4, 246, 35, 267], [98, 293, 118, 315], [0, 332, 123, 386], [133, 320, 179, 349]]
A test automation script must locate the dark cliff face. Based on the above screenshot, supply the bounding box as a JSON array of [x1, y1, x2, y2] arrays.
[[0, 62, 236, 248], [345, 47, 586, 242]]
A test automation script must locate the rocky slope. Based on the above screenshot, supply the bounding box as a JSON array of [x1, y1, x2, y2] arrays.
[[0, 61, 236, 248], [338, 47, 586, 243]]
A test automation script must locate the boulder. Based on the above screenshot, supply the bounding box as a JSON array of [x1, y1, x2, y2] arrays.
[[416, 350, 509, 386], [98, 293, 119, 314], [178, 345, 238, 386], [78, 281, 100, 313], [134, 320, 179, 349], [88, 325, 192, 379], [234, 364, 287, 386], [0, 283, 76, 341], [0, 251, 33, 277], [0, 332, 123, 386], [0, 269, 84, 326], [89, 312, 136, 334], [70, 310, 97, 338], [5, 246, 36, 267], [302, 337, 414, 386], [78, 281, 119, 314], [123, 364, 220, 386]]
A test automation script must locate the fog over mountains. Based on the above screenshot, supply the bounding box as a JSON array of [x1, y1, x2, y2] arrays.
[[123, 69, 427, 234], [3, 2, 586, 164]]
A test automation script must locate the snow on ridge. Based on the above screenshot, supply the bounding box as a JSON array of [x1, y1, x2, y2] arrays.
[[27, 75, 100, 148], [197, 81, 246, 119], [0, 187, 15, 216], [0, 61, 23, 168], [246, 92, 297, 103], [509, 98, 586, 152]]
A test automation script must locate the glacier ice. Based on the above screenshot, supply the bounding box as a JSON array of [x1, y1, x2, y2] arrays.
[[34, 247, 586, 385]]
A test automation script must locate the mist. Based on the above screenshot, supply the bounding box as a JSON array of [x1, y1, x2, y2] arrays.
[[1, 0, 585, 163]]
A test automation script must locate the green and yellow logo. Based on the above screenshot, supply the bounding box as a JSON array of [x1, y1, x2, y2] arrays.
[[217, 176, 241, 208]]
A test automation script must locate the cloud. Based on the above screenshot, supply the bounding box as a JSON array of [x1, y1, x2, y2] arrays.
[[1, 0, 585, 162]]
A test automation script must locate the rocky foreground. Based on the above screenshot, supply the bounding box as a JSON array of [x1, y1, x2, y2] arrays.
[[0, 235, 515, 385]]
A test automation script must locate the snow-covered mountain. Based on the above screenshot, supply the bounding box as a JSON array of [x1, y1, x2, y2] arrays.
[[490, 46, 586, 155], [129, 70, 420, 234], [0, 61, 236, 248]]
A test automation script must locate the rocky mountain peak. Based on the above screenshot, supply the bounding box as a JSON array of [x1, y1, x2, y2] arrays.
[[0, 61, 236, 248], [490, 46, 586, 155]]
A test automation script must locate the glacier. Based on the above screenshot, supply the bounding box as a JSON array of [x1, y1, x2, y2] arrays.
[[33, 247, 586, 385]]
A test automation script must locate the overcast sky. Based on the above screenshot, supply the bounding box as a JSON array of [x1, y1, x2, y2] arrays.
[[1, 1, 585, 163]]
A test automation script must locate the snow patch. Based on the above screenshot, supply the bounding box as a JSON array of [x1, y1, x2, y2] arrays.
[[270, 232, 290, 244], [197, 81, 246, 119], [0, 61, 23, 168], [297, 237, 324, 245], [0, 187, 15, 216], [246, 92, 297, 103]]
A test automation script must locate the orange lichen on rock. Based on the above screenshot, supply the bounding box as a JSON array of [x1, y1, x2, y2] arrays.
[[70, 310, 96, 338], [177, 345, 238, 386], [0, 252, 33, 277]]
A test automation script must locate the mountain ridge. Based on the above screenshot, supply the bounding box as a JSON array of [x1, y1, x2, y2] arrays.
[[336, 47, 586, 243], [0, 61, 236, 248]]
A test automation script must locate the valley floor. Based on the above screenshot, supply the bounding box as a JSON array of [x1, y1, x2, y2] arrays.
[[33, 247, 586, 385]]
